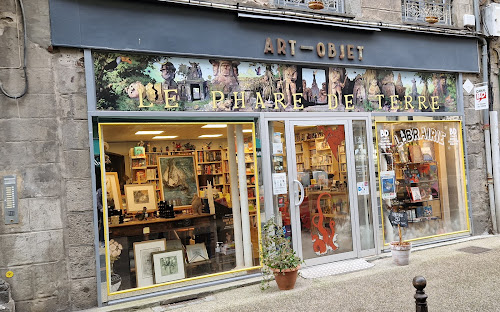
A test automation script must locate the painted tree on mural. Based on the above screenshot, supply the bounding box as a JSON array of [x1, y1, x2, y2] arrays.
[[94, 53, 165, 111]]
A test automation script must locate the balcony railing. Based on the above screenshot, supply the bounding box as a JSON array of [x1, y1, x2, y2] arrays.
[[402, 0, 452, 25], [276, 0, 344, 14]]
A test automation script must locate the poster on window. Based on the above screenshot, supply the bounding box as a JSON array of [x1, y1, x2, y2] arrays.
[[380, 170, 396, 200]]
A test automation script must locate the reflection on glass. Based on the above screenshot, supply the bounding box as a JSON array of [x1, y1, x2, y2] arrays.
[[353, 121, 375, 250], [98, 122, 259, 294], [269, 121, 292, 242], [294, 124, 353, 260], [375, 120, 468, 244]]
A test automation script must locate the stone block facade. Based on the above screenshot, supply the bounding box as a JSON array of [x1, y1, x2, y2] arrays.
[[0, 0, 492, 310], [0, 0, 95, 311]]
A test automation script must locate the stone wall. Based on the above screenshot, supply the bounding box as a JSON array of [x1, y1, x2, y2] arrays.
[[0, 0, 95, 311]]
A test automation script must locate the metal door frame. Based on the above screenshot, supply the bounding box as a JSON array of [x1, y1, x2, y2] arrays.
[[260, 113, 380, 267]]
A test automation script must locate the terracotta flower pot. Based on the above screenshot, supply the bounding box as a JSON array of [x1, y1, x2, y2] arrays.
[[308, 1, 324, 10], [390, 242, 412, 266], [272, 265, 300, 290], [425, 16, 439, 24]]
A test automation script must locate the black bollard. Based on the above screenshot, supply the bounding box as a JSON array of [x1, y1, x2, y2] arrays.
[[413, 276, 428, 312]]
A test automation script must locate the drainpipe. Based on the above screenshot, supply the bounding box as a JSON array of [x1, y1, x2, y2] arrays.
[[490, 111, 500, 232], [479, 36, 497, 233]]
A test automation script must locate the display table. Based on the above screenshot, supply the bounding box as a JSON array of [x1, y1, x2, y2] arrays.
[[109, 213, 216, 238]]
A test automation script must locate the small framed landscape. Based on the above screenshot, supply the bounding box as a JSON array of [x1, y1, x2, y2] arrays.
[[124, 184, 156, 213], [152, 250, 186, 284]]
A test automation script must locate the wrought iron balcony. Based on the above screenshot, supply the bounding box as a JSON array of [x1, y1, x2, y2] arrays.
[[276, 0, 344, 14], [402, 0, 453, 25]]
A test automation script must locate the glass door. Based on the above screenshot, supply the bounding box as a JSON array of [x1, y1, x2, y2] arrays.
[[287, 120, 359, 265]]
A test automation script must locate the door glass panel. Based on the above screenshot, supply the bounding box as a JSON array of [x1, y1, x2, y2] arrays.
[[353, 121, 375, 250], [294, 124, 353, 260], [268, 121, 292, 241]]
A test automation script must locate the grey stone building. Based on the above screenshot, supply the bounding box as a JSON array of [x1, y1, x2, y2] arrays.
[[0, 0, 498, 311]]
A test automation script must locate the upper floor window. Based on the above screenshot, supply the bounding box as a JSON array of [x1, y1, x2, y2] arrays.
[[402, 0, 453, 25], [276, 0, 345, 14]]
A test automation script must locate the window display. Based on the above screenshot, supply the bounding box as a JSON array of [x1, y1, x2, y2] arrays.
[[375, 120, 469, 245], [97, 122, 260, 295]]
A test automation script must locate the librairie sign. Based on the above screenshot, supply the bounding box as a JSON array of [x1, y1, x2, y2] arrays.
[[94, 52, 458, 113]]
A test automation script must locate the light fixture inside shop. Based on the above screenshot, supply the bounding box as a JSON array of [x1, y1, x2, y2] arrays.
[[152, 135, 178, 139], [242, 129, 252, 133], [198, 134, 223, 138], [135, 130, 164, 135], [201, 124, 227, 128]]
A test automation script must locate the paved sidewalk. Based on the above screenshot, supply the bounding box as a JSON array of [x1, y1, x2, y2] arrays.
[[87, 235, 500, 312]]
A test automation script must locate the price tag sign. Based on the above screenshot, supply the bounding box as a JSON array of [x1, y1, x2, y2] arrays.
[[389, 211, 408, 227], [474, 84, 488, 110]]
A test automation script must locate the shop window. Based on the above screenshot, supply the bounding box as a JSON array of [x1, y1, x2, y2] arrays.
[[402, 0, 453, 26], [97, 122, 260, 295], [276, 0, 344, 14], [375, 119, 469, 245]]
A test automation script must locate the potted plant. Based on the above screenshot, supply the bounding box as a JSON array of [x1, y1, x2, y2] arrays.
[[260, 218, 303, 290], [389, 211, 412, 266]]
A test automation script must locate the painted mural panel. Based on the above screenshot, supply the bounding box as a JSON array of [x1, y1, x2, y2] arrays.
[[94, 52, 458, 112]]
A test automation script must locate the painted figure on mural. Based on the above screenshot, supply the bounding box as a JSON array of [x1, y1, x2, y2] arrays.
[[283, 65, 297, 106], [395, 73, 406, 101], [352, 75, 366, 107], [126, 81, 145, 99], [318, 82, 328, 104], [209, 60, 240, 94], [161, 62, 178, 91], [329, 68, 347, 107], [381, 72, 396, 107], [262, 65, 276, 102], [302, 79, 312, 102], [368, 79, 381, 107]]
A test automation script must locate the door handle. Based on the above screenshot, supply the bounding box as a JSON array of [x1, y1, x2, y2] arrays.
[[293, 179, 305, 206]]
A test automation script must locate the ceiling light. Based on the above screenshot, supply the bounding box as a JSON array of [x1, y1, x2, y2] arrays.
[[201, 124, 227, 128], [153, 136, 178, 139], [135, 130, 164, 135], [242, 129, 253, 133], [198, 134, 223, 138]]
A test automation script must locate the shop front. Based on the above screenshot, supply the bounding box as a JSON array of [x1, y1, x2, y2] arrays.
[[49, 0, 479, 305]]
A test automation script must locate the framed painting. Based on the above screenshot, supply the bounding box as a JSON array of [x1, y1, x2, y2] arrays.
[[158, 156, 198, 208], [152, 249, 186, 284], [124, 184, 156, 213], [186, 243, 209, 263], [133, 239, 167, 288], [105, 172, 123, 210]]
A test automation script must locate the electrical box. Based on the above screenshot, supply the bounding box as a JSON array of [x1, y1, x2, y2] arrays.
[[483, 4, 500, 37], [463, 14, 475, 28]]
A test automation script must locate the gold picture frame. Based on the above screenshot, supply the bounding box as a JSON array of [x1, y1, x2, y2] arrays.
[[124, 184, 156, 214], [105, 172, 123, 210]]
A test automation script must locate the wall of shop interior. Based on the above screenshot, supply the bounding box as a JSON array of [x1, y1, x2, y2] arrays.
[[0, 0, 95, 311]]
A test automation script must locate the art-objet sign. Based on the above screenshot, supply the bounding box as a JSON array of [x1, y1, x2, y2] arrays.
[[94, 52, 459, 113]]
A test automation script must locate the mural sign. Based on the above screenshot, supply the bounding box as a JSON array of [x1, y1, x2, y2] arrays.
[[94, 52, 458, 112]]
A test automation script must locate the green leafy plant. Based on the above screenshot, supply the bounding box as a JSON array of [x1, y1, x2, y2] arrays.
[[260, 217, 303, 290]]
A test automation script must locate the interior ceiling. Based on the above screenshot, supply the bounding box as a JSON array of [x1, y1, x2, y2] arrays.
[[101, 123, 254, 142]]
